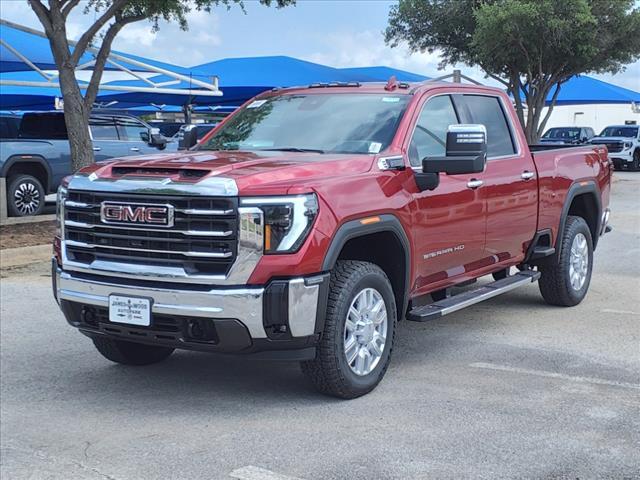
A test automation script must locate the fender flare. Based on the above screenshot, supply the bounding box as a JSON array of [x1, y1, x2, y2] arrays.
[[556, 180, 602, 255], [1, 154, 52, 192], [322, 214, 411, 318]]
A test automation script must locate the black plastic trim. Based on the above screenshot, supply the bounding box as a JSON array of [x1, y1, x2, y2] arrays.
[[556, 180, 602, 256], [321, 214, 411, 319], [1, 154, 53, 192]]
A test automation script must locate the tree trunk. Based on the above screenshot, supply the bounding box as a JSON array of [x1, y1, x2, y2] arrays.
[[58, 66, 94, 172]]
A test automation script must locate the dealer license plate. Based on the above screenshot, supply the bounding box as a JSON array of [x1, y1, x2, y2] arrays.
[[108, 295, 151, 326]]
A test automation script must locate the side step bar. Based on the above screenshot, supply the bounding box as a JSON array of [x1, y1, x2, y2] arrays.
[[406, 270, 541, 322]]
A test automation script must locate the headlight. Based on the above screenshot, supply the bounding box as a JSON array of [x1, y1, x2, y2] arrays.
[[240, 194, 318, 253], [624, 142, 632, 149]]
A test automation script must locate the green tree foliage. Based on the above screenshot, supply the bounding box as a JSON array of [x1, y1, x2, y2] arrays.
[[28, 0, 294, 171], [386, 0, 640, 143]]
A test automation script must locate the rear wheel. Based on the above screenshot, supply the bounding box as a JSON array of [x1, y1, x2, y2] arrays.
[[538, 216, 593, 306], [301, 260, 397, 399], [93, 337, 174, 366], [7, 174, 45, 216]]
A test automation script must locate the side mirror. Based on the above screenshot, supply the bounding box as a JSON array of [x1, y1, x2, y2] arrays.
[[414, 124, 487, 192], [139, 130, 150, 143], [178, 125, 198, 150], [148, 127, 167, 149]]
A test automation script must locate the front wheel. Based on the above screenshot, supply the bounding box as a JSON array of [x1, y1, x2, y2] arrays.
[[301, 260, 397, 399], [7, 174, 45, 217], [631, 150, 640, 171], [538, 215, 593, 306]]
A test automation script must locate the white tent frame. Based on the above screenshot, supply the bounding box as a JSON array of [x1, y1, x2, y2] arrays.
[[0, 19, 222, 97]]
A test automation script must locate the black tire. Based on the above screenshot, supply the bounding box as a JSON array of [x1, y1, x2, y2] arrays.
[[632, 150, 640, 171], [301, 260, 397, 399], [538, 215, 593, 307], [93, 337, 174, 366], [7, 174, 45, 217], [492, 267, 510, 281]]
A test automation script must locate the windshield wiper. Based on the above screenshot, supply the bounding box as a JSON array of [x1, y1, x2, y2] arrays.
[[256, 147, 326, 154]]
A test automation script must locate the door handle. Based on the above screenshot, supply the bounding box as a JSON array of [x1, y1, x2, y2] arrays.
[[130, 147, 140, 152], [467, 179, 483, 189], [521, 171, 535, 180], [92, 147, 101, 152]]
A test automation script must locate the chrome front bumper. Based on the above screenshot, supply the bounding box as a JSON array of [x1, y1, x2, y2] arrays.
[[54, 266, 324, 341]]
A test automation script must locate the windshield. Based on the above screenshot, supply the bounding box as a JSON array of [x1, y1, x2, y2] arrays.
[[543, 128, 580, 140], [198, 93, 410, 154], [598, 126, 638, 138]]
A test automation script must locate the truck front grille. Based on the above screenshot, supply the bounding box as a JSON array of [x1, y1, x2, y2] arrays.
[[602, 142, 623, 153], [63, 191, 238, 276]]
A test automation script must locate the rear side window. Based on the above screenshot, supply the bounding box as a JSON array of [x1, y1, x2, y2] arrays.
[[18, 113, 68, 139], [464, 95, 516, 157], [90, 117, 118, 140], [408, 95, 459, 167]]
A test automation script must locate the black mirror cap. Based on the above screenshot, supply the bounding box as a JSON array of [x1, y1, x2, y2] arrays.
[[423, 154, 486, 175], [139, 130, 150, 143], [178, 125, 198, 150]]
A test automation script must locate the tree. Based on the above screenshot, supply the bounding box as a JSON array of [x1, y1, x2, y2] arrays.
[[28, 0, 294, 172], [385, 0, 640, 143]]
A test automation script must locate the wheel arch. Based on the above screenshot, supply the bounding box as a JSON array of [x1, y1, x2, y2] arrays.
[[322, 214, 411, 320], [557, 181, 602, 257], [2, 155, 51, 193]]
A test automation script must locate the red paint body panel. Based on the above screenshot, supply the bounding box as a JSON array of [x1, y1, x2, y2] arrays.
[[77, 82, 611, 298]]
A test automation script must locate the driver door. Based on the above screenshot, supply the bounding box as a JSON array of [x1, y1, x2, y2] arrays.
[[406, 93, 487, 294]]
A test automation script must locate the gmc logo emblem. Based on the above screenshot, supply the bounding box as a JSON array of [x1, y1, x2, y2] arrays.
[[100, 202, 174, 228]]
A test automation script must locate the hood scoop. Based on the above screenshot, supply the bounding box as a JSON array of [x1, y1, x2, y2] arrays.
[[110, 166, 209, 180]]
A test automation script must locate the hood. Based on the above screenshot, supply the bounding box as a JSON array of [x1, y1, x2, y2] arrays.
[[84, 149, 376, 195]]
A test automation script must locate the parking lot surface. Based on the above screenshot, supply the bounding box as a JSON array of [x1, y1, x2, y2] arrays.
[[1, 172, 639, 480]]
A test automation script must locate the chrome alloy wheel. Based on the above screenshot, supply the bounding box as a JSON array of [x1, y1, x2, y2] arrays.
[[343, 287, 388, 376], [569, 233, 589, 291], [13, 181, 41, 215]]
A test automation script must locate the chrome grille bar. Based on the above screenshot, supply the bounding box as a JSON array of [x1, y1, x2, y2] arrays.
[[66, 239, 233, 258], [65, 220, 233, 237]]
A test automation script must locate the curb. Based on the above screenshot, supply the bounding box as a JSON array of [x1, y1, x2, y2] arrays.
[[0, 244, 52, 270]]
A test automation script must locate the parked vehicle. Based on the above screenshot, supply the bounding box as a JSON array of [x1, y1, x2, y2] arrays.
[[589, 124, 640, 171], [0, 112, 174, 216], [52, 81, 612, 398], [540, 126, 595, 145]]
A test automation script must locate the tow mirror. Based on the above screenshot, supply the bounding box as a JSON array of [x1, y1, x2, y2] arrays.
[[178, 125, 198, 150], [415, 124, 487, 192], [148, 128, 167, 150]]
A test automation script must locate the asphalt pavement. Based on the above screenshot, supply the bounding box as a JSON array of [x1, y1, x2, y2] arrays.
[[1, 172, 639, 480]]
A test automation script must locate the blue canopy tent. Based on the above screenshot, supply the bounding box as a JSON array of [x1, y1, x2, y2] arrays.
[[339, 66, 429, 83], [99, 56, 377, 108], [0, 19, 222, 110], [544, 75, 640, 105]]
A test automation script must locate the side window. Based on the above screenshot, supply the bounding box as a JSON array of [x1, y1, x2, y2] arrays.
[[90, 117, 118, 140], [116, 118, 148, 142], [408, 95, 459, 167], [464, 95, 516, 157]]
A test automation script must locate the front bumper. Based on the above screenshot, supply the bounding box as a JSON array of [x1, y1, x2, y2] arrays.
[[53, 261, 329, 360], [609, 149, 633, 167]]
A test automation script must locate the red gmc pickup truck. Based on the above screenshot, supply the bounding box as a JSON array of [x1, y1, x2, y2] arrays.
[[52, 80, 612, 398]]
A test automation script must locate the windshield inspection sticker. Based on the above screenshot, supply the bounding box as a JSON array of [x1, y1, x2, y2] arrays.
[[247, 99, 267, 109], [382, 97, 401, 103], [369, 142, 382, 154]]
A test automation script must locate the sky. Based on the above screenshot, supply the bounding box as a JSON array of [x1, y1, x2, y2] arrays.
[[1, 0, 639, 91]]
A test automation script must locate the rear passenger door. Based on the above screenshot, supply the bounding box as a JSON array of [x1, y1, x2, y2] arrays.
[[462, 94, 538, 265]]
